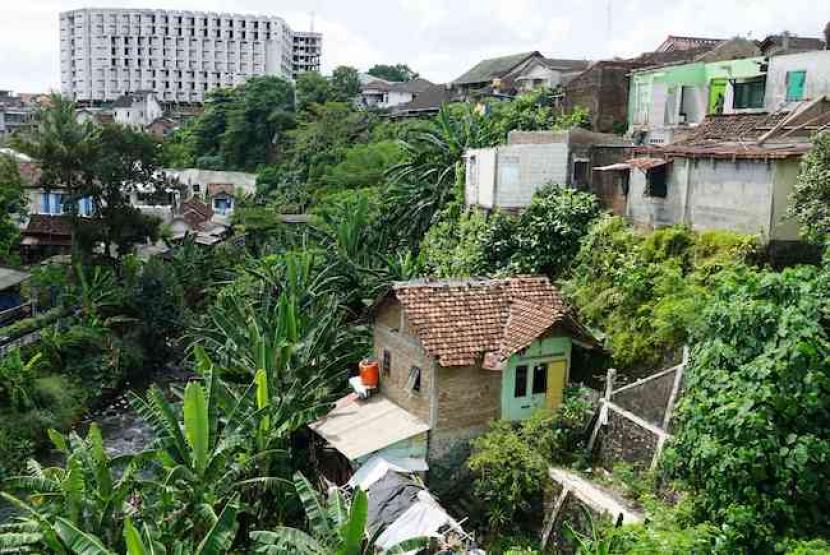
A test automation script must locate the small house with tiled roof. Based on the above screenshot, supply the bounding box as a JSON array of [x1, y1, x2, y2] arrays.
[[311, 276, 598, 470]]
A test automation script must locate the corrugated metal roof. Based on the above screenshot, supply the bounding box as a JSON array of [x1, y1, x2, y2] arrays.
[[309, 394, 430, 461], [0, 267, 31, 291]]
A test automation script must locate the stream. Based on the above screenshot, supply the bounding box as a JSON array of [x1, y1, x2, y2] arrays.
[[75, 364, 194, 457]]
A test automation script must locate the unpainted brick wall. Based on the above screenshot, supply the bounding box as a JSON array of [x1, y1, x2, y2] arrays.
[[374, 304, 433, 425], [435, 364, 501, 432]]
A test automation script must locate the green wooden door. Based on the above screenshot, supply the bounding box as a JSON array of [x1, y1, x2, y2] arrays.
[[708, 79, 726, 114]]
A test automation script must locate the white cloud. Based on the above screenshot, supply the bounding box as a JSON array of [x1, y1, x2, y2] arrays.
[[0, 0, 826, 91]]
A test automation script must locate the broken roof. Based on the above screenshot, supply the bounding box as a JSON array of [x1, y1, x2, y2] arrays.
[[678, 112, 786, 144], [654, 35, 725, 53], [388, 276, 596, 369], [759, 34, 825, 55], [309, 394, 430, 461], [452, 51, 541, 85]]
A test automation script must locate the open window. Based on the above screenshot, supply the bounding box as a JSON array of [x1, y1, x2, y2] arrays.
[[514, 365, 528, 398], [407, 366, 421, 393], [732, 77, 765, 109], [532, 363, 547, 395], [572, 159, 589, 190], [645, 164, 668, 198]]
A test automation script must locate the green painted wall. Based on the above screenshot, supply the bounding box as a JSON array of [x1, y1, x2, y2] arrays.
[[501, 334, 572, 421], [628, 57, 765, 127]]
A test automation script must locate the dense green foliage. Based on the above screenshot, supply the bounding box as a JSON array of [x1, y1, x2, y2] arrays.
[[172, 76, 296, 171], [330, 66, 361, 102], [367, 63, 419, 82], [564, 217, 757, 371], [667, 265, 830, 552], [5, 80, 830, 553], [422, 186, 601, 278], [0, 154, 25, 264], [789, 131, 830, 243], [467, 389, 594, 534]]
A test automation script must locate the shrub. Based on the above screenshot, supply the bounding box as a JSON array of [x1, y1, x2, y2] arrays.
[[666, 265, 830, 552], [468, 388, 595, 533], [564, 217, 756, 371], [489, 185, 601, 277]]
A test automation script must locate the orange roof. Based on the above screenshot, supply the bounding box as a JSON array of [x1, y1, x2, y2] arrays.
[[389, 276, 596, 369]]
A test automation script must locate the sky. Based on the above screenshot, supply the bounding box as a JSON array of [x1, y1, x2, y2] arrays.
[[1, 0, 827, 93]]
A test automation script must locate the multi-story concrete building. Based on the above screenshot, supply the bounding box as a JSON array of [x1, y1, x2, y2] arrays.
[[60, 8, 322, 103], [292, 31, 322, 78], [0, 91, 35, 138]]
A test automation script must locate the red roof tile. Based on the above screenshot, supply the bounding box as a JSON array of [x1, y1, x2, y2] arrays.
[[391, 277, 595, 369]]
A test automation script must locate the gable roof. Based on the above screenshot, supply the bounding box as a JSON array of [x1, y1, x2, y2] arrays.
[[389, 77, 435, 94], [391, 84, 456, 114], [452, 51, 541, 85], [23, 215, 73, 237], [538, 57, 591, 71], [388, 276, 596, 369]]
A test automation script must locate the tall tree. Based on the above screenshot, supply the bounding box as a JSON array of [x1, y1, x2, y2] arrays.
[[367, 63, 418, 82], [86, 124, 164, 258], [220, 75, 296, 170], [295, 71, 333, 112], [12, 94, 99, 254], [0, 155, 26, 264], [330, 66, 361, 103]]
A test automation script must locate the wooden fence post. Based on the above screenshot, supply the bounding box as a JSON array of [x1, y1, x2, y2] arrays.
[[661, 347, 687, 430], [587, 368, 616, 453], [540, 487, 571, 551]]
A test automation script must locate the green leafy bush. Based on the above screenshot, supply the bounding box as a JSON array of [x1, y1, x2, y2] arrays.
[[789, 131, 830, 242], [564, 217, 756, 371], [666, 264, 830, 552], [468, 388, 594, 532]]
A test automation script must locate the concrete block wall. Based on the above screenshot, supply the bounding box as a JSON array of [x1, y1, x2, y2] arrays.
[[597, 410, 660, 469]]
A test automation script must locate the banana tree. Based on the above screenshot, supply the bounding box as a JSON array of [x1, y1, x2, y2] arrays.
[[0, 424, 147, 553], [129, 350, 283, 546], [250, 472, 428, 555]]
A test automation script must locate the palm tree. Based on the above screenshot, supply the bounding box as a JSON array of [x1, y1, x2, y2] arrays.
[[11, 94, 99, 259], [385, 103, 498, 247], [250, 472, 427, 555]]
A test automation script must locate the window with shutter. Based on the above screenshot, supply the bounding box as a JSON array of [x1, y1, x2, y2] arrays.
[[786, 70, 806, 101]]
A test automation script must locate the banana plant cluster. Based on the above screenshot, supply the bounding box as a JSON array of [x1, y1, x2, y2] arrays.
[[251, 472, 427, 555]]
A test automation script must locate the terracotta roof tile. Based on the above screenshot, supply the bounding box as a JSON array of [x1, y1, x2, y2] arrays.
[[391, 276, 592, 369]]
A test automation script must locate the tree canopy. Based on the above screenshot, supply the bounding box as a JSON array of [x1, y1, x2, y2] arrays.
[[367, 63, 419, 82]]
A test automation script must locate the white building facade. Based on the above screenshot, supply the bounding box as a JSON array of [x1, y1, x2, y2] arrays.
[[60, 8, 321, 103]]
